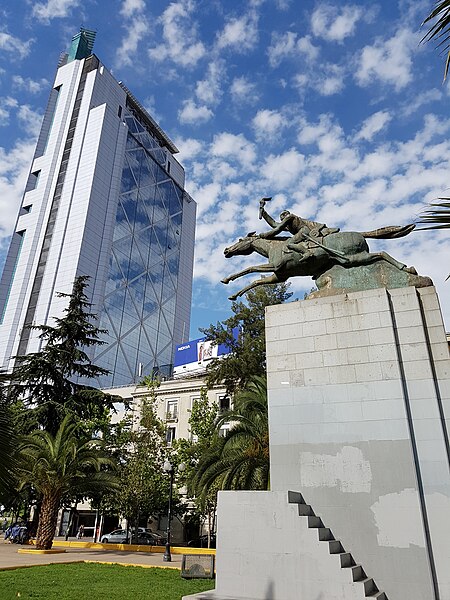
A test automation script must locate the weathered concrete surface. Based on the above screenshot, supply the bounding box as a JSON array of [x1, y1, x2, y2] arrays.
[[266, 286, 450, 600]]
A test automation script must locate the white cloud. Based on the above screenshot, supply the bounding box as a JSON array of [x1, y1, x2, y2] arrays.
[[216, 11, 259, 52], [261, 148, 305, 189], [311, 4, 363, 42], [268, 32, 319, 67], [400, 89, 442, 117], [0, 32, 33, 60], [17, 105, 43, 138], [195, 60, 225, 105], [148, 0, 206, 68], [173, 137, 203, 162], [0, 97, 18, 126], [116, 18, 149, 68], [120, 0, 146, 17], [252, 109, 286, 138], [32, 0, 79, 22], [211, 132, 256, 168], [355, 110, 392, 141], [356, 29, 417, 91], [230, 76, 259, 104], [12, 75, 49, 94], [294, 63, 346, 97], [178, 100, 213, 124], [0, 138, 36, 246]]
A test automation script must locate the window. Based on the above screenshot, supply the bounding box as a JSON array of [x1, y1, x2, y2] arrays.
[[218, 395, 230, 413], [118, 105, 123, 118], [166, 399, 178, 421], [166, 426, 176, 446], [21, 205, 32, 214]]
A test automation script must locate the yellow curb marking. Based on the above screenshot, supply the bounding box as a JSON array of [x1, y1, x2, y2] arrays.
[[17, 549, 66, 555]]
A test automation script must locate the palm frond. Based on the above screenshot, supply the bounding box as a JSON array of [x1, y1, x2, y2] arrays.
[[421, 1, 450, 80], [417, 197, 450, 229]]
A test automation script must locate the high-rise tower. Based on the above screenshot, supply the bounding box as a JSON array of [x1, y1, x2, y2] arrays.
[[0, 29, 196, 387]]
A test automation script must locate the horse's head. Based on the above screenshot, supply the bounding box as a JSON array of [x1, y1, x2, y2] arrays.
[[224, 232, 258, 258]]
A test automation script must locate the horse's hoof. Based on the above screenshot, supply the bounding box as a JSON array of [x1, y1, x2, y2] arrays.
[[404, 266, 418, 275], [229, 295, 237, 301], [221, 278, 230, 284]]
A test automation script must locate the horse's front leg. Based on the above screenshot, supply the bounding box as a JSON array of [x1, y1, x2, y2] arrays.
[[228, 274, 285, 301], [221, 263, 276, 284]]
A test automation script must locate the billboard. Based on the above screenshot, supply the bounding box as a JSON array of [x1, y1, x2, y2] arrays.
[[173, 329, 238, 378]]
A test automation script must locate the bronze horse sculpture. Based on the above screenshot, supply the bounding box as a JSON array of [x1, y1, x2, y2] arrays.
[[222, 225, 423, 300]]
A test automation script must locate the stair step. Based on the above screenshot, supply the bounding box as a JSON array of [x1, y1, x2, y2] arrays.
[[328, 540, 345, 554], [287, 491, 305, 505], [298, 503, 315, 516], [351, 565, 367, 582], [307, 515, 324, 528], [339, 552, 356, 568], [361, 578, 378, 596], [318, 527, 334, 541]]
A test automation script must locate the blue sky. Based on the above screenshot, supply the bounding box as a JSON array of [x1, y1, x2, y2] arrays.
[[1, 0, 450, 339]]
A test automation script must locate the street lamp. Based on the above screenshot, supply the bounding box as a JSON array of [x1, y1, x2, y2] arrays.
[[163, 460, 185, 562]]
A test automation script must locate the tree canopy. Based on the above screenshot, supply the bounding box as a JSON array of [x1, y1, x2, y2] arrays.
[[200, 282, 292, 394], [18, 415, 118, 549], [7, 276, 119, 436], [421, 1, 450, 81]]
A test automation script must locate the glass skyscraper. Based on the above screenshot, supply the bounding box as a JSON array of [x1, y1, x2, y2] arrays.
[[0, 29, 196, 387]]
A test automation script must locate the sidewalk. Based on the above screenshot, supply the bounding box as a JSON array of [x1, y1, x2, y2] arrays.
[[0, 540, 183, 570]]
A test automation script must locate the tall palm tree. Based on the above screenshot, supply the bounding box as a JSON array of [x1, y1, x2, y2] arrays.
[[421, 2, 450, 80], [192, 376, 270, 495], [18, 416, 118, 549]]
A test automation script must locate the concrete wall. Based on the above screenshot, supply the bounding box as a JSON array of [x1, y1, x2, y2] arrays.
[[266, 286, 450, 600]]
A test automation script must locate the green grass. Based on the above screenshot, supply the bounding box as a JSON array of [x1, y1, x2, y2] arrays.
[[0, 563, 215, 600]]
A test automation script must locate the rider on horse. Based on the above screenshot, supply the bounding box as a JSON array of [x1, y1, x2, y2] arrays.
[[258, 198, 340, 258]]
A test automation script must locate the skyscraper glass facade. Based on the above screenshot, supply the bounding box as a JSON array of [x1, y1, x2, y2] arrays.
[[93, 107, 189, 387]]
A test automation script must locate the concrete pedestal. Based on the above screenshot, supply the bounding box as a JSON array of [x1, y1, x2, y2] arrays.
[[184, 286, 450, 600]]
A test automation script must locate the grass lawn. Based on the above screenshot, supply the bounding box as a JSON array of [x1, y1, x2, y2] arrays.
[[0, 562, 215, 600]]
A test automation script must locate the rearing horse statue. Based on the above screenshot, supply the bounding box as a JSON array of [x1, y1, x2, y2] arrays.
[[222, 226, 431, 300]]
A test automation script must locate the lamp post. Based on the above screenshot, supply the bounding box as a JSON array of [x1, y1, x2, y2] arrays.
[[163, 460, 185, 562]]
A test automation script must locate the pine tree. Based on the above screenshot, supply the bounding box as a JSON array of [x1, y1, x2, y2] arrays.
[[8, 276, 117, 436]]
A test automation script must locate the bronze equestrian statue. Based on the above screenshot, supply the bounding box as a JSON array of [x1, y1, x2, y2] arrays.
[[222, 199, 432, 300]]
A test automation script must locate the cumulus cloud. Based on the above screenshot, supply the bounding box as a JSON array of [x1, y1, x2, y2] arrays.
[[216, 10, 259, 52], [12, 75, 49, 94], [195, 59, 226, 105], [311, 4, 363, 42], [268, 32, 319, 67], [355, 110, 392, 141], [120, 0, 146, 17], [0, 32, 33, 60], [355, 29, 417, 91], [32, 0, 79, 22], [294, 63, 346, 96], [178, 100, 213, 124], [148, 0, 206, 68], [0, 97, 18, 126], [115, 0, 149, 68], [252, 109, 286, 138], [230, 76, 259, 104], [211, 132, 256, 168], [262, 148, 306, 189]]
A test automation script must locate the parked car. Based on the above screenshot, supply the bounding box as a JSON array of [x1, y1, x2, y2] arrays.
[[187, 533, 216, 549], [101, 528, 167, 545], [100, 529, 128, 543]]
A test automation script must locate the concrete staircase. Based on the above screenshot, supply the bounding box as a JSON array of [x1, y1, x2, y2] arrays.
[[288, 491, 388, 600]]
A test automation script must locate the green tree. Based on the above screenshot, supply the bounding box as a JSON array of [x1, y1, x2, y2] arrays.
[[421, 2, 450, 80], [192, 376, 269, 495], [7, 276, 119, 436], [201, 283, 292, 394], [173, 388, 220, 545], [100, 380, 171, 540], [18, 415, 118, 549], [0, 373, 16, 503]]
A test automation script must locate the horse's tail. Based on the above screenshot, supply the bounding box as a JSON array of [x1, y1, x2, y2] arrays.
[[360, 224, 415, 239]]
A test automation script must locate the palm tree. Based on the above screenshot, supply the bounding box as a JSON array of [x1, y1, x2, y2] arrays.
[[418, 197, 450, 229], [421, 2, 450, 80], [18, 416, 118, 549], [192, 376, 270, 495]]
